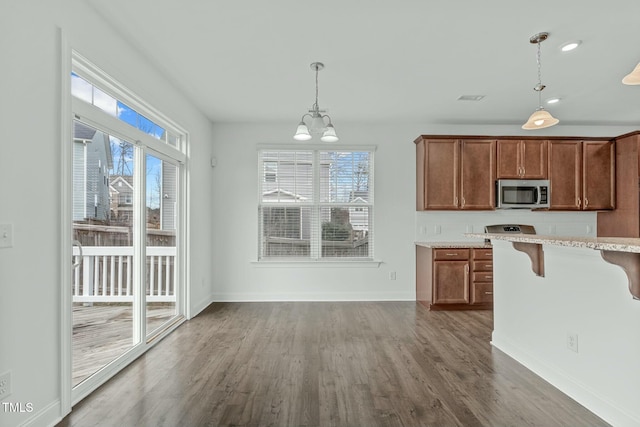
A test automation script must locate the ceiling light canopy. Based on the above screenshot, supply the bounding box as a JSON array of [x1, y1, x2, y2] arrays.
[[293, 62, 339, 142], [522, 32, 559, 130], [623, 62, 640, 85]]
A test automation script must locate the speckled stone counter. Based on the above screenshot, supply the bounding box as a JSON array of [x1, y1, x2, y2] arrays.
[[415, 241, 492, 249], [465, 233, 640, 253]]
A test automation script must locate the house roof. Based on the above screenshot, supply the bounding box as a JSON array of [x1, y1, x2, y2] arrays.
[[73, 121, 97, 140]]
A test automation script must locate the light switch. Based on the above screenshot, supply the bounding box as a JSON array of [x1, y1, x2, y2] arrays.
[[0, 224, 13, 248]]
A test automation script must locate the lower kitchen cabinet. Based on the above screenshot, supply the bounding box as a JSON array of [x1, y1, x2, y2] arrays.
[[416, 245, 493, 310]]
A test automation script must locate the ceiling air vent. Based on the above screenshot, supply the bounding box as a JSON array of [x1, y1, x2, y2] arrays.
[[457, 95, 485, 101]]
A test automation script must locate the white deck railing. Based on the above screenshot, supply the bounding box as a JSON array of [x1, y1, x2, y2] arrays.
[[72, 246, 176, 303]]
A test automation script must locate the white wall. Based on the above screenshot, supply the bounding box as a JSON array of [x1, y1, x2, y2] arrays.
[[491, 240, 640, 427], [0, 2, 214, 426], [210, 123, 417, 301], [210, 122, 638, 303]]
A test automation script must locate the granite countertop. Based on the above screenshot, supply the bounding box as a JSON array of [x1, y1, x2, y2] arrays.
[[415, 241, 492, 249], [465, 233, 640, 253]]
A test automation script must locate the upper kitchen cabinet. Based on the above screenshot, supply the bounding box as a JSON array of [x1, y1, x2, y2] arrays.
[[548, 139, 615, 211], [598, 132, 640, 236], [415, 137, 495, 210], [497, 139, 547, 179]]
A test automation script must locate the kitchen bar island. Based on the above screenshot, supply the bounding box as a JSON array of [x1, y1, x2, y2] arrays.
[[466, 233, 640, 427]]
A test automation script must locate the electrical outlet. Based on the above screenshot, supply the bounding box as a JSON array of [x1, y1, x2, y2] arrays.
[[0, 371, 11, 400], [389, 271, 396, 280], [434, 225, 441, 235], [567, 333, 579, 353]]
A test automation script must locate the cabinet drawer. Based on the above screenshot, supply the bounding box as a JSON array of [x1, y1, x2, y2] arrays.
[[472, 248, 493, 260], [472, 272, 493, 282], [471, 282, 493, 305], [472, 260, 493, 272], [433, 248, 469, 260]]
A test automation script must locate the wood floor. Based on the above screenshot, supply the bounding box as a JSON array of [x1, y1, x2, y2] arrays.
[[58, 302, 608, 427]]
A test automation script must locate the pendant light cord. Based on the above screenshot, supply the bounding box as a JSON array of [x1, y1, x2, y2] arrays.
[[536, 40, 543, 108], [314, 65, 320, 111]]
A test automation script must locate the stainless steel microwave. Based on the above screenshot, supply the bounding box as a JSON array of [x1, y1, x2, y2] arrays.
[[496, 179, 550, 209]]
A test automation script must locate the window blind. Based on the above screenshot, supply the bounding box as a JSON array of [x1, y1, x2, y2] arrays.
[[258, 149, 373, 260]]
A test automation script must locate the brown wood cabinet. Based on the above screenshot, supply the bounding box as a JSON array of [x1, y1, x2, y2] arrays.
[[548, 140, 615, 210], [497, 139, 547, 179], [416, 245, 493, 310], [598, 132, 640, 236], [470, 248, 493, 305], [416, 137, 495, 210]]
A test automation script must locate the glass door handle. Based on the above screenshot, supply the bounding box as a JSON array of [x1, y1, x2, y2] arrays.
[[72, 240, 83, 269]]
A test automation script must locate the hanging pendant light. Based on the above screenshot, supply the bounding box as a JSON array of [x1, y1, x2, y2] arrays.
[[623, 62, 640, 85], [293, 62, 339, 142], [522, 32, 559, 130]]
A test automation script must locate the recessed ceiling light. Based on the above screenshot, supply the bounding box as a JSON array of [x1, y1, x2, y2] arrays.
[[560, 41, 581, 52], [457, 95, 485, 101], [546, 97, 561, 104]]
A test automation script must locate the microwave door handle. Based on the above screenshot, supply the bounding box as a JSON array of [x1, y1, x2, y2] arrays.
[[535, 188, 541, 204]]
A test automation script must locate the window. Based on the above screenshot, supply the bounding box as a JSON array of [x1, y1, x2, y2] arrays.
[[258, 148, 374, 260], [263, 160, 277, 182]]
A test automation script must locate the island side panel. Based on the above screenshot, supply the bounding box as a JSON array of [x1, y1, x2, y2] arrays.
[[490, 240, 640, 427]]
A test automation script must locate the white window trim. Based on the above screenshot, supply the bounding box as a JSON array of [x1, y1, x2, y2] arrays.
[[257, 144, 377, 264]]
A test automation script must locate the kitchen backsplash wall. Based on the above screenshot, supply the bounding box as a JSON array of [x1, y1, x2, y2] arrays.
[[416, 210, 597, 242]]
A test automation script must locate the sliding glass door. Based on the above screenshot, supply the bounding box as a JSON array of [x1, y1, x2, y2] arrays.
[[71, 122, 139, 387], [145, 153, 179, 337], [68, 53, 186, 404]]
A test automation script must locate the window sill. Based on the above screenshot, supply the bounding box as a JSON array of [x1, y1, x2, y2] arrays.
[[251, 259, 382, 268]]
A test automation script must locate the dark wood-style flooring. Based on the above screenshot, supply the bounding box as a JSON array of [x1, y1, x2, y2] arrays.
[[58, 302, 608, 427]]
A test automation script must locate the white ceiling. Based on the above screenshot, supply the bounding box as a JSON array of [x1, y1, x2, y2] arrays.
[[89, 0, 640, 128]]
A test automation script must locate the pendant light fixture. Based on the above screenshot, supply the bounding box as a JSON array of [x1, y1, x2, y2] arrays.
[[623, 62, 640, 85], [522, 32, 559, 130], [293, 62, 339, 142]]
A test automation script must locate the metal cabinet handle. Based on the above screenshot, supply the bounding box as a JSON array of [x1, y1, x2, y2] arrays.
[[485, 291, 494, 295], [584, 198, 589, 208]]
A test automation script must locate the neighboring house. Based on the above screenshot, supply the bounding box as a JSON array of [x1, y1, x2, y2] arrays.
[[110, 165, 177, 231], [348, 196, 368, 232], [109, 175, 134, 224], [73, 121, 113, 221]]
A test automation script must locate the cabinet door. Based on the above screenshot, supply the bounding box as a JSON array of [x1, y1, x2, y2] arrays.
[[583, 140, 615, 210], [521, 139, 548, 179], [433, 261, 469, 304], [460, 140, 496, 210], [496, 140, 521, 178], [549, 140, 582, 210], [424, 139, 459, 209]]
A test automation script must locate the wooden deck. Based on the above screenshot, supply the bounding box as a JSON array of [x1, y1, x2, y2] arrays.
[[72, 303, 175, 386]]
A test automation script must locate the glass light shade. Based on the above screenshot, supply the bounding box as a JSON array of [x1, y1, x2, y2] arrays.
[[522, 108, 559, 130], [320, 124, 339, 142], [310, 114, 326, 134], [623, 62, 640, 85], [293, 122, 312, 141]]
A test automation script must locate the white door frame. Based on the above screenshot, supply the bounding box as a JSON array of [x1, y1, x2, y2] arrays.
[[59, 35, 189, 418]]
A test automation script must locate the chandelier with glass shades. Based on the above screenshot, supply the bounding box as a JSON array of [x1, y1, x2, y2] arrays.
[[522, 32, 559, 130], [293, 62, 339, 142]]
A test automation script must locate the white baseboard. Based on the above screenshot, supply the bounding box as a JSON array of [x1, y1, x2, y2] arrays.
[[208, 291, 414, 302], [491, 333, 640, 427], [14, 398, 60, 427]]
